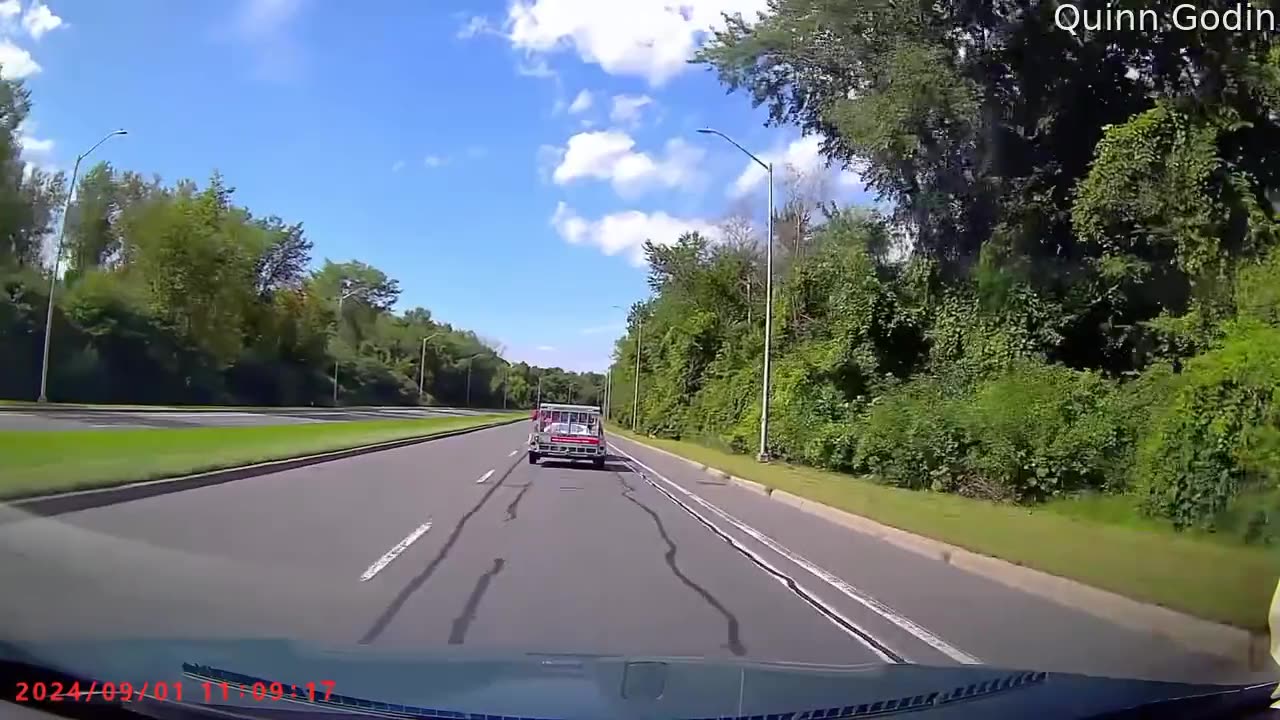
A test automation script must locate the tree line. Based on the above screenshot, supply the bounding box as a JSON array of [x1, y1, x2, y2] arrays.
[[605, 0, 1280, 544], [0, 80, 602, 409]]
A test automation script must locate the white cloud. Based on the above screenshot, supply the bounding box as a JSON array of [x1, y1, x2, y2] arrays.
[[551, 201, 720, 266], [609, 94, 653, 126], [729, 134, 863, 197], [505, 0, 768, 86], [0, 39, 39, 78], [567, 89, 592, 114], [551, 130, 704, 197], [232, 0, 306, 83], [536, 345, 557, 351], [391, 160, 405, 173], [0, 0, 19, 19], [536, 143, 564, 182], [456, 15, 494, 39], [516, 55, 556, 79], [21, 1, 63, 40], [19, 134, 52, 153], [423, 154, 445, 168], [237, 0, 301, 37]]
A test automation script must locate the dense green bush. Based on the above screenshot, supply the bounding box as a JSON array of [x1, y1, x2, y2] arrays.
[[686, 360, 760, 454], [1135, 323, 1280, 532], [1236, 245, 1280, 327], [963, 362, 1129, 502], [853, 377, 974, 492], [852, 363, 1129, 502]]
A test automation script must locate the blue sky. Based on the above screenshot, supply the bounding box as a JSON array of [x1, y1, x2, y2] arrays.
[[12, 0, 871, 372]]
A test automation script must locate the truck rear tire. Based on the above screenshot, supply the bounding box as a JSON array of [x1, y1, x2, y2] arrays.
[[528, 452, 539, 465], [592, 456, 605, 470]]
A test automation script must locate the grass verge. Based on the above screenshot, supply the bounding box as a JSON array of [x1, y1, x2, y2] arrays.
[[611, 428, 1275, 632], [0, 413, 521, 499], [0, 400, 501, 411]]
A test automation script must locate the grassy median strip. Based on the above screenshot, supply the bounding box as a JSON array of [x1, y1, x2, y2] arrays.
[[0, 413, 520, 499], [611, 428, 1274, 632]]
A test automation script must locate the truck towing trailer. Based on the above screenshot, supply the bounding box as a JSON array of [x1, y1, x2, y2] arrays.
[[528, 402, 607, 469]]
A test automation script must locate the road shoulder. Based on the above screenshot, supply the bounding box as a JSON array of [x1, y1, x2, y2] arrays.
[[608, 431, 1273, 679]]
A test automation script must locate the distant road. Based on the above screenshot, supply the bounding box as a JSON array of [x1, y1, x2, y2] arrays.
[[0, 422, 1257, 684], [0, 405, 502, 431]]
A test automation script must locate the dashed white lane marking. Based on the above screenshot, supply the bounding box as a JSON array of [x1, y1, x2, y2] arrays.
[[609, 439, 981, 665], [508, 450, 519, 457], [477, 469, 495, 483], [360, 521, 432, 582]]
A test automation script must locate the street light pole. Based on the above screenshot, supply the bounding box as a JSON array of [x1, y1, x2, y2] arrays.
[[613, 303, 644, 432], [464, 353, 483, 408], [632, 314, 642, 432], [418, 331, 442, 403], [696, 128, 774, 462], [604, 368, 611, 420], [37, 128, 127, 403], [333, 282, 364, 406]]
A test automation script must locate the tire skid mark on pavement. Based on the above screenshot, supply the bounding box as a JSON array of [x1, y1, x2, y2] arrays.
[[612, 441, 980, 665], [504, 483, 533, 522], [611, 469, 747, 656], [359, 455, 523, 644], [612, 453, 903, 664], [448, 557, 507, 645]]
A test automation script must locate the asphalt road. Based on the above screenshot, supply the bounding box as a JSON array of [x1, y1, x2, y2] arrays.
[[0, 405, 496, 431], [0, 422, 1259, 685]]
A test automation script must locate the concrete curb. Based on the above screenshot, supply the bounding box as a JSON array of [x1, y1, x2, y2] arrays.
[[7, 417, 524, 517], [610, 432, 1271, 672]]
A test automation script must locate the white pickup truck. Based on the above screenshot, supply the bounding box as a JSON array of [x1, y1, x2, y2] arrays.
[[528, 403, 607, 469]]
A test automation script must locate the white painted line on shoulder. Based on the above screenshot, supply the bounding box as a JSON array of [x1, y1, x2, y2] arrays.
[[508, 450, 519, 457], [477, 469, 495, 483], [360, 521, 432, 582], [610, 440, 980, 665]]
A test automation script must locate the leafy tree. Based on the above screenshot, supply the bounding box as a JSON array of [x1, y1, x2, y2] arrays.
[[0, 72, 596, 408]]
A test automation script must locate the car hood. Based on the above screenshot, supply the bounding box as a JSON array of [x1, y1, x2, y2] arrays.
[[0, 637, 1272, 720]]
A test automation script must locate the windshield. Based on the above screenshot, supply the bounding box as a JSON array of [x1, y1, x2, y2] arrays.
[[0, 2, 1277, 719]]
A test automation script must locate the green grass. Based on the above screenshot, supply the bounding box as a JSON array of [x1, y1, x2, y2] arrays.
[[0, 400, 505, 411], [0, 413, 521, 499], [612, 428, 1276, 632]]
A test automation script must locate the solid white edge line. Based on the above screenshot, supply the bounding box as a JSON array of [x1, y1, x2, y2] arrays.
[[360, 521, 432, 582], [624, 456, 899, 664], [610, 439, 982, 665], [477, 469, 496, 483]]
